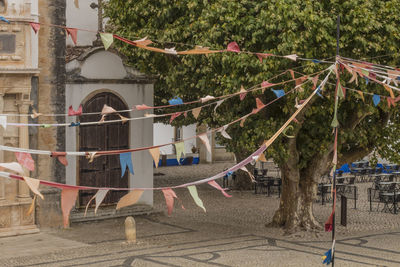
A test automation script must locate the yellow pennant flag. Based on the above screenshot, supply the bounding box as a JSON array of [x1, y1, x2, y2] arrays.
[[100, 33, 114, 50], [149, 147, 160, 168], [192, 107, 202, 119], [116, 190, 144, 210], [187, 186, 206, 212], [357, 90, 365, 102], [23, 176, 44, 200], [384, 84, 395, 99]]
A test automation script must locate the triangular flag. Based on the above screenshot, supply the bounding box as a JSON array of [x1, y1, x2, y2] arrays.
[[61, 188, 79, 228], [178, 46, 220, 55], [66, 28, 78, 45], [218, 125, 232, 139], [51, 152, 68, 166], [322, 248, 333, 265], [240, 117, 247, 127], [84, 189, 109, 216], [256, 53, 273, 63], [119, 152, 134, 177], [23, 176, 44, 200], [149, 147, 160, 168], [101, 104, 117, 115], [183, 111, 188, 118], [257, 153, 267, 162], [135, 104, 152, 110], [384, 84, 395, 99], [169, 112, 182, 124], [162, 188, 178, 216], [373, 94, 380, 106], [74, 0, 79, 8], [208, 180, 232, 198], [192, 107, 202, 119], [0, 115, 7, 130], [331, 99, 339, 128], [239, 86, 247, 101], [29, 22, 40, 34], [15, 152, 35, 171], [261, 81, 274, 88], [349, 70, 358, 84], [0, 16, 10, 24], [214, 99, 224, 113], [387, 97, 396, 108], [174, 142, 185, 164], [68, 105, 82, 116], [86, 152, 97, 163], [133, 37, 153, 46], [227, 42, 240, 53], [271, 89, 285, 98], [198, 134, 211, 154], [0, 162, 25, 175], [240, 166, 255, 182], [118, 114, 129, 124], [357, 90, 365, 102], [187, 185, 206, 212], [252, 98, 265, 114], [201, 95, 215, 103], [27, 195, 36, 216], [116, 190, 143, 210], [337, 83, 345, 98], [165, 47, 177, 55], [168, 97, 184, 105], [284, 54, 297, 61], [100, 33, 114, 50], [30, 109, 42, 119], [311, 75, 319, 89]]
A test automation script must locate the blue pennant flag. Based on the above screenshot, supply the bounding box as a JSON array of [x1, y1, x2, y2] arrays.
[[271, 89, 285, 98], [322, 249, 332, 265], [397, 76, 400, 81], [0, 16, 10, 24], [168, 97, 183, 105], [373, 94, 380, 106], [316, 85, 324, 98], [119, 152, 134, 177], [312, 59, 321, 63], [364, 77, 369, 85]]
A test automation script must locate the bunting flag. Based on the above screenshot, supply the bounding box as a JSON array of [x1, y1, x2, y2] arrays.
[[331, 89, 339, 128], [0, 16, 10, 24], [100, 33, 114, 50], [325, 190, 336, 232], [198, 134, 211, 154], [337, 83, 345, 98], [387, 97, 396, 108], [15, 152, 35, 171], [91, 189, 109, 214], [0, 115, 7, 130], [101, 104, 117, 114], [119, 152, 134, 177], [256, 53, 272, 63], [51, 152, 68, 166], [322, 247, 333, 265], [373, 94, 380, 106], [183, 111, 188, 118], [168, 97, 183, 105], [192, 107, 202, 119], [118, 114, 129, 124], [271, 89, 285, 98], [0, 162, 25, 175], [66, 28, 78, 45], [261, 81, 274, 93], [252, 98, 265, 114], [31, 109, 42, 119], [162, 188, 178, 216], [86, 152, 97, 163], [357, 90, 365, 102], [74, 0, 79, 8], [61, 188, 79, 228], [170, 112, 182, 123], [240, 166, 255, 182], [29, 22, 40, 34], [349, 70, 358, 84], [116, 190, 143, 210], [240, 117, 247, 127], [23, 176, 44, 200], [68, 105, 82, 116], [149, 147, 160, 168], [174, 142, 185, 164], [284, 54, 297, 61], [165, 47, 177, 55], [135, 104, 152, 110], [208, 180, 232, 197], [214, 99, 224, 113], [364, 77, 369, 85], [177, 46, 220, 55], [311, 75, 319, 89], [239, 86, 247, 101], [187, 185, 206, 212], [201, 95, 215, 103], [227, 42, 240, 53], [384, 84, 395, 99], [257, 153, 267, 162], [218, 125, 232, 139]]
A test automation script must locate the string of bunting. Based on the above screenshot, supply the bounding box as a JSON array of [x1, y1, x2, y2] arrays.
[[0, 67, 332, 227]]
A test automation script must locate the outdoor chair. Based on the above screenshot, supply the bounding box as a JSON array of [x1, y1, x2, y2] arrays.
[[367, 188, 381, 212]]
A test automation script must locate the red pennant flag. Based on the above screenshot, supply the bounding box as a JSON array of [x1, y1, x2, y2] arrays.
[[51, 152, 68, 166], [135, 104, 152, 110], [15, 152, 35, 171], [208, 181, 232, 198], [256, 53, 273, 63], [227, 42, 240, 53], [68, 105, 82, 116], [61, 188, 79, 228], [324, 190, 336, 232], [29, 22, 40, 34], [252, 98, 265, 114], [170, 112, 182, 124], [66, 28, 78, 45]]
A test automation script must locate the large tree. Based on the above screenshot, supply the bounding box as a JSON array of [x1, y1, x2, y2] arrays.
[[105, 1, 400, 231]]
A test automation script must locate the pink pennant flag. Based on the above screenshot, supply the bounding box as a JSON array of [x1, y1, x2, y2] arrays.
[[15, 152, 35, 171], [68, 105, 82, 116], [51, 152, 68, 166], [198, 134, 211, 154], [29, 22, 40, 34], [61, 188, 79, 228], [252, 98, 265, 114], [66, 28, 78, 45], [170, 112, 182, 124], [208, 180, 232, 198], [135, 104, 152, 110], [239, 86, 247, 101], [227, 42, 240, 53], [101, 104, 117, 115], [261, 81, 274, 88], [162, 188, 178, 216], [256, 53, 273, 63], [284, 54, 297, 61]]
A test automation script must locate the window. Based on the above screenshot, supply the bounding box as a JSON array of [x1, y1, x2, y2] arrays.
[[0, 0, 6, 14], [0, 34, 16, 54]]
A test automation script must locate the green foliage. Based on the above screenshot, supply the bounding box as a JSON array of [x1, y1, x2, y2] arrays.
[[105, 0, 400, 170]]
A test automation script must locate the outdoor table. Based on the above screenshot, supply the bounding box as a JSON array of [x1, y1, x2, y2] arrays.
[[379, 191, 400, 214]]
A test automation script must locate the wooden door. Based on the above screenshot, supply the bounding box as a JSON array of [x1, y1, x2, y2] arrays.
[[79, 92, 129, 207]]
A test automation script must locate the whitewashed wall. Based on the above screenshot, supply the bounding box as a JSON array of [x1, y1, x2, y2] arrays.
[[153, 123, 197, 155]]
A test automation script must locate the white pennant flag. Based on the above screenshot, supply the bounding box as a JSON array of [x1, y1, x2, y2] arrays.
[[84, 189, 109, 216], [0, 116, 6, 130], [218, 125, 232, 139], [214, 100, 224, 113], [198, 134, 212, 154]]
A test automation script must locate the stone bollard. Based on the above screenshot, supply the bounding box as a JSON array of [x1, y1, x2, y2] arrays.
[[125, 216, 136, 244]]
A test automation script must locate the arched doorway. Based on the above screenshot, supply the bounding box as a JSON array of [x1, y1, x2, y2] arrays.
[[78, 92, 129, 207]]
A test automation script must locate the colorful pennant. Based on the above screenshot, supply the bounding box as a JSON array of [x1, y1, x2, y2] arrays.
[[162, 188, 178, 216], [23, 176, 44, 200], [373, 94, 380, 106], [227, 42, 240, 53], [187, 185, 206, 212], [116, 190, 144, 210], [68, 105, 82, 116], [66, 28, 78, 45], [198, 134, 211, 154], [271, 89, 285, 98], [149, 147, 160, 168], [100, 33, 114, 50], [192, 107, 202, 119], [29, 22, 40, 34], [51, 152, 68, 166], [208, 181, 232, 198], [15, 152, 35, 171], [174, 142, 185, 164], [0, 162, 25, 175], [168, 97, 184, 105], [119, 152, 134, 177], [61, 188, 79, 228]]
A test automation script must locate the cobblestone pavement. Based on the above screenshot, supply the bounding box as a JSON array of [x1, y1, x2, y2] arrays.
[[2, 163, 400, 266]]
